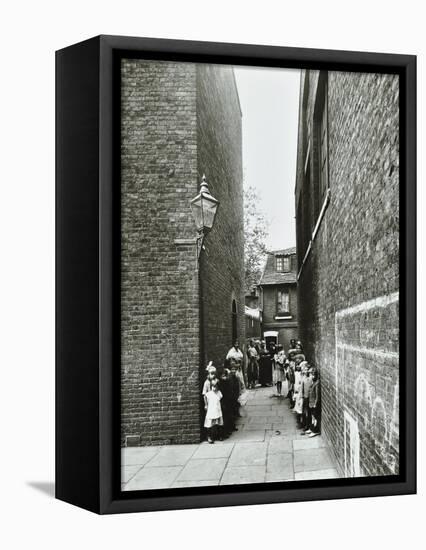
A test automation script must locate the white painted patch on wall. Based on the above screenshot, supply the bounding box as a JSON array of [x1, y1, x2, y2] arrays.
[[371, 396, 388, 446], [334, 291, 399, 396], [389, 383, 399, 449], [344, 410, 361, 477], [335, 291, 399, 319], [354, 373, 373, 429]]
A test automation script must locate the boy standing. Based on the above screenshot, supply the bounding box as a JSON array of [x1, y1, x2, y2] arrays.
[[300, 363, 313, 434], [307, 368, 321, 437]]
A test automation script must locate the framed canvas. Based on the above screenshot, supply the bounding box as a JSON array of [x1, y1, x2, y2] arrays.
[[56, 35, 416, 514]]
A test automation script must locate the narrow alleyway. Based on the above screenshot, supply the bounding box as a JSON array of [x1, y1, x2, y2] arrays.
[[122, 387, 340, 490]]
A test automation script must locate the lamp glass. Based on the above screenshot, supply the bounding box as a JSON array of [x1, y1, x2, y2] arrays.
[[190, 192, 218, 232]]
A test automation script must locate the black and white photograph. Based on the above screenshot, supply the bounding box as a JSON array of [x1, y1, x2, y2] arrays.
[[120, 59, 400, 490], [2, 0, 423, 542]]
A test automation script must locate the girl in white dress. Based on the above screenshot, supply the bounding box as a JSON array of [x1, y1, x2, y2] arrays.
[[294, 361, 308, 428], [203, 378, 224, 443]]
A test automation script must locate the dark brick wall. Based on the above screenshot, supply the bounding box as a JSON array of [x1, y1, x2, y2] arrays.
[[120, 60, 243, 446], [296, 70, 399, 476], [197, 64, 245, 367]]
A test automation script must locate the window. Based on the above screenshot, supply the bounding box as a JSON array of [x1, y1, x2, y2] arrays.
[[277, 289, 290, 314], [276, 256, 290, 272]]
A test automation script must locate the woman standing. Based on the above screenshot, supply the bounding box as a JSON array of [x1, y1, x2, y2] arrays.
[[247, 339, 259, 389], [258, 341, 272, 387]]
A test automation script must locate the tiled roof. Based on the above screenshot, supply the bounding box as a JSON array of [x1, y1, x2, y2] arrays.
[[269, 246, 296, 256], [259, 247, 297, 286]]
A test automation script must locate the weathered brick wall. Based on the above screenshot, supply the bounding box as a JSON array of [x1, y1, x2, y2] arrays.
[[296, 70, 399, 476], [121, 59, 200, 445], [196, 65, 245, 368], [120, 60, 244, 446]]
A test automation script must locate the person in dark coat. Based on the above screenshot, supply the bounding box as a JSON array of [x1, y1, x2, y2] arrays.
[[286, 357, 296, 404], [219, 368, 234, 438], [228, 363, 241, 427], [258, 341, 272, 387], [307, 368, 321, 437]]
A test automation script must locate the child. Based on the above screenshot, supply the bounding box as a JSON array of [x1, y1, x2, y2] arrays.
[[219, 368, 233, 438], [306, 368, 321, 437], [202, 362, 216, 397], [293, 360, 304, 426], [274, 345, 286, 397], [203, 378, 223, 443], [300, 363, 313, 434], [286, 353, 296, 405]]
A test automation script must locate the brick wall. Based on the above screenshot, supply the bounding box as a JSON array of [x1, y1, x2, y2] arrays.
[[120, 60, 243, 446], [121, 59, 200, 445], [196, 64, 245, 368], [296, 70, 399, 476]]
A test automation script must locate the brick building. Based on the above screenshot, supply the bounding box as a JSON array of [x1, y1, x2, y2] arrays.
[[258, 247, 298, 350], [121, 60, 244, 446], [295, 70, 399, 476]]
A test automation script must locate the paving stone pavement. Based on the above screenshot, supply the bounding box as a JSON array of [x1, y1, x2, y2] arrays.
[[121, 386, 341, 491]]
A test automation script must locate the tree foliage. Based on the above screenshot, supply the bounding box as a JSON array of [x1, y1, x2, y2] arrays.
[[244, 186, 269, 293]]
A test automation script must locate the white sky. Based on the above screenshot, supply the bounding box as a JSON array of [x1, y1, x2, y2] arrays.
[[234, 66, 301, 251]]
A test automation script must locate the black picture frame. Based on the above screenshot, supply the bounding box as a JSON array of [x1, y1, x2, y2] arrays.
[[56, 34, 416, 514]]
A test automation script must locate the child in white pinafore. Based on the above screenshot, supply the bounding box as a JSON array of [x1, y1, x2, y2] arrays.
[[202, 362, 217, 397], [203, 378, 223, 443]]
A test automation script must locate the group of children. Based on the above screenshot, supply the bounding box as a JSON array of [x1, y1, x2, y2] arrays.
[[201, 339, 322, 443], [274, 340, 322, 438], [202, 361, 243, 444]]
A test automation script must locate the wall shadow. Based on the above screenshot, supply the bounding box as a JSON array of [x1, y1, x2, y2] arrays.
[[26, 481, 55, 498]]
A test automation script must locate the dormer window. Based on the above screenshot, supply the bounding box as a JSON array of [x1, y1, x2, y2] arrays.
[[276, 256, 290, 272]]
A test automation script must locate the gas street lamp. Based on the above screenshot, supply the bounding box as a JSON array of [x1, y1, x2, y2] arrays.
[[190, 174, 219, 259]]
